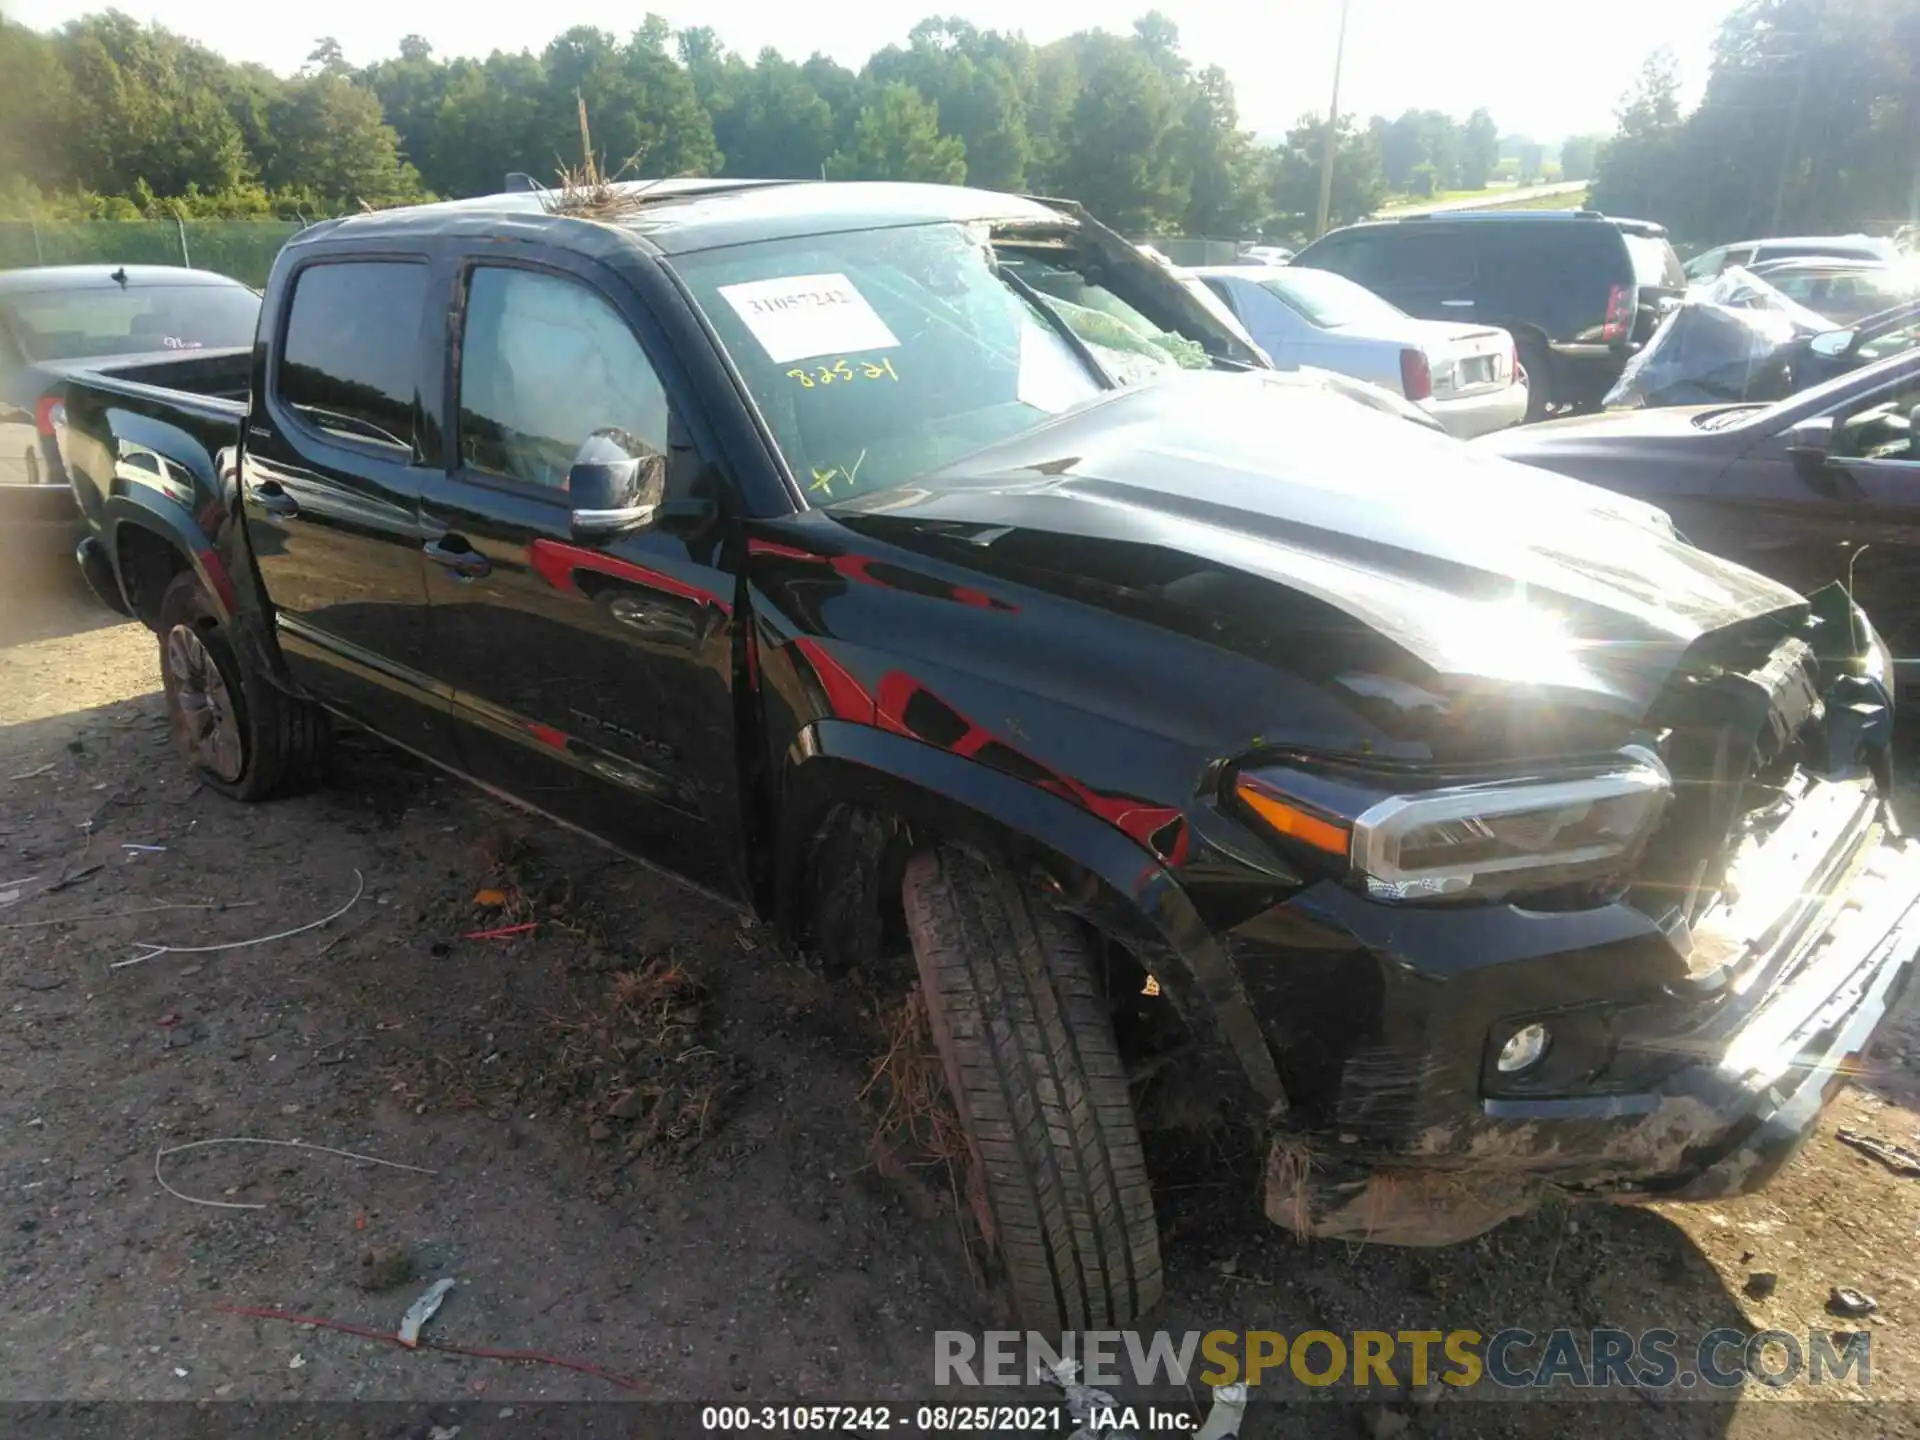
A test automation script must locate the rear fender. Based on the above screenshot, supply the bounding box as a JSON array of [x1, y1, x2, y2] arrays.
[[83, 408, 285, 685], [777, 718, 1286, 1107]]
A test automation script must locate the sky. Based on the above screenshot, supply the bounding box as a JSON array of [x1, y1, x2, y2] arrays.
[[6, 0, 1732, 142]]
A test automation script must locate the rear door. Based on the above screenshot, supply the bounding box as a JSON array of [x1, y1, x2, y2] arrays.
[[244, 255, 453, 761], [1358, 228, 1479, 323], [417, 250, 751, 901]]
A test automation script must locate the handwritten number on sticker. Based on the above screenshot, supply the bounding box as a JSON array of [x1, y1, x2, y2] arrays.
[[789, 356, 899, 388]]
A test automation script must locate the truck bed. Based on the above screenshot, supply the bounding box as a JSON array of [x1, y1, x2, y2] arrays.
[[57, 346, 252, 420]]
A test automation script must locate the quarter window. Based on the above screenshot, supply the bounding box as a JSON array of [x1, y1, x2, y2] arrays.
[[278, 261, 427, 455], [457, 267, 669, 491]]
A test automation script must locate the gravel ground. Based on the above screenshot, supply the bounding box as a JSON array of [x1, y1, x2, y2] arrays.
[[3, 527, 1919, 1439]]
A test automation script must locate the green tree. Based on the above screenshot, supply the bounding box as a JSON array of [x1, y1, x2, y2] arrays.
[[0, 20, 75, 192], [1559, 133, 1601, 183], [55, 13, 256, 199], [266, 73, 425, 207], [1051, 40, 1184, 232], [1174, 65, 1258, 235], [1266, 114, 1385, 233], [826, 83, 965, 183], [1461, 108, 1499, 189]]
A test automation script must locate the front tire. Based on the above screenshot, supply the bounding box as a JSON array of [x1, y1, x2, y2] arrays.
[[157, 570, 326, 800], [902, 846, 1163, 1332]]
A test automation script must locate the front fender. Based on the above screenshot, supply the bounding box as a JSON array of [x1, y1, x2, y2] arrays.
[[776, 718, 1285, 1106]]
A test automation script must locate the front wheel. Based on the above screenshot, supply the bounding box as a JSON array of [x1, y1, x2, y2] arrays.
[[157, 570, 327, 800], [902, 846, 1163, 1332]]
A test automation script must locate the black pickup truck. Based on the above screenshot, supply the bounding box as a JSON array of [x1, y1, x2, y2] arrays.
[[52, 178, 1920, 1333]]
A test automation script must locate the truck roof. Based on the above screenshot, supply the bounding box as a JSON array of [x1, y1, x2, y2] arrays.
[[0, 264, 250, 293], [301, 178, 1074, 257]]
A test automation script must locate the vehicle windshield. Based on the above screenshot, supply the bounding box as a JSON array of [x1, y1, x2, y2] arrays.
[[0, 283, 260, 362], [672, 221, 1215, 503], [1258, 267, 1405, 329]]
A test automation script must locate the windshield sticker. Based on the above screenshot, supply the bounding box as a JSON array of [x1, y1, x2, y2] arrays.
[[719, 273, 899, 364], [786, 356, 900, 389]]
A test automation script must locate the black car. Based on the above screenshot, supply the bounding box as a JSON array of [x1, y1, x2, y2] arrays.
[[1292, 210, 1687, 419], [0, 264, 260, 522], [1479, 344, 1920, 681], [48, 178, 1918, 1330]]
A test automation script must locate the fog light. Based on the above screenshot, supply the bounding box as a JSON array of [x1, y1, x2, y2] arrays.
[[1496, 1023, 1550, 1074]]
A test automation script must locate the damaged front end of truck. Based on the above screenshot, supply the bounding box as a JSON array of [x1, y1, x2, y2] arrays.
[[1232, 583, 1917, 1245]]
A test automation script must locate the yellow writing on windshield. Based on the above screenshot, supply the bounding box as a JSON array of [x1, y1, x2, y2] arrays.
[[787, 356, 900, 389], [809, 449, 868, 497]]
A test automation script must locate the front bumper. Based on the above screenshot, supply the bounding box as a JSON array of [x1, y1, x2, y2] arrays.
[[1241, 770, 1920, 1245]]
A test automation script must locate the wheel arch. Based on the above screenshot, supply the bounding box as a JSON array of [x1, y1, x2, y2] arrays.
[[775, 718, 1286, 1109]]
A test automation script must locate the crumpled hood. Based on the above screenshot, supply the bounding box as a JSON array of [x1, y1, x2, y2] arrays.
[[835, 371, 1805, 717]]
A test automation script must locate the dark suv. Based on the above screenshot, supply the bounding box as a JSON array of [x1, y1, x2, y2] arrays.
[[1292, 210, 1687, 419]]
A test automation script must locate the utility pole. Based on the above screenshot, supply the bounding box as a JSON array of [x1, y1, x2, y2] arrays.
[[1314, 0, 1353, 239]]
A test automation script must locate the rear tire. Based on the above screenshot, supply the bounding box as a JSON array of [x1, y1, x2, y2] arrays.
[[902, 846, 1163, 1332], [1518, 339, 1554, 422], [157, 571, 327, 801]]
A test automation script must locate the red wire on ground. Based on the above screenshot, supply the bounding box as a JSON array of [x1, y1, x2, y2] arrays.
[[212, 1303, 649, 1394], [461, 921, 540, 941]]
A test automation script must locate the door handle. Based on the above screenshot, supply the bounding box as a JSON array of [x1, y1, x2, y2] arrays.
[[249, 480, 298, 518], [1441, 300, 1476, 308], [424, 535, 492, 580]]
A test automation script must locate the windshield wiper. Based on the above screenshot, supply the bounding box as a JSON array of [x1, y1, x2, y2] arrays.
[[990, 261, 1116, 390]]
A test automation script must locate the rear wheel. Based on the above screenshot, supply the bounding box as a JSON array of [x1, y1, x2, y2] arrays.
[[1518, 339, 1554, 422], [902, 845, 1163, 1332], [157, 570, 327, 800]]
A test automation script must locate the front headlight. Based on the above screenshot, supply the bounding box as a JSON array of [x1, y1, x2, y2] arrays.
[[1233, 748, 1671, 905]]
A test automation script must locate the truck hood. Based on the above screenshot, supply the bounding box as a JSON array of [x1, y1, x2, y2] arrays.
[[834, 371, 1805, 719]]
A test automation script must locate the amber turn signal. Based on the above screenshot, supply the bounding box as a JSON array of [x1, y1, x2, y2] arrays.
[[1233, 777, 1351, 857]]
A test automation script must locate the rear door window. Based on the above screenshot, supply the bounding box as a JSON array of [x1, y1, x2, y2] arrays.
[[278, 261, 428, 456], [1387, 232, 1477, 289]]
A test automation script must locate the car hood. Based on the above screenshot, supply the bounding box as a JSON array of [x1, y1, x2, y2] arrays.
[[833, 371, 1805, 719], [1474, 403, 1761, 455]]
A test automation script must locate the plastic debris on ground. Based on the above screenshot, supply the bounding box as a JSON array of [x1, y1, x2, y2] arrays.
[[1827, 1286, 1878, 1318], [398, 1278, 456, 1348], [1836, 1127, 1920, 1177]]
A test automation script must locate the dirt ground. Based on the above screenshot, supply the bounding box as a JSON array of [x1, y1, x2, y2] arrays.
[[4, 527, 1920, 1439]]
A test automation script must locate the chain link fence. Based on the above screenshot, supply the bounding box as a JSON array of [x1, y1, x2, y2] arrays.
[[0, 220, 309, 288]]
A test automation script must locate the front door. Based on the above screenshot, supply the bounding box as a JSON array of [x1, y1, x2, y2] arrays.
[[417, 255, 749, 901], [244, 256, 453, 761], [1716, 362, 1920, 668]]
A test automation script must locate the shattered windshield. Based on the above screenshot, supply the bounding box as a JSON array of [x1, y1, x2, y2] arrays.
[[673, 221, 1220, 503]]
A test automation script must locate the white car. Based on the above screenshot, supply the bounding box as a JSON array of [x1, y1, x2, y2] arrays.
[[1188, 265, 1529, 439]]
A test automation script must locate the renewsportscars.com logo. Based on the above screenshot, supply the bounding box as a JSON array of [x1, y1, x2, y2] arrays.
[[934, 1327, 1873, 1393]]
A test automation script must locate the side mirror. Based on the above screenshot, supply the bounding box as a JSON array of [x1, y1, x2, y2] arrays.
[[1809, 329, 1857, 359], [567, 428, 666, 537]]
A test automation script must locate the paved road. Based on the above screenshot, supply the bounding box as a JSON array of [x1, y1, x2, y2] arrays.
[[1376, 180, 1589, 217]]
